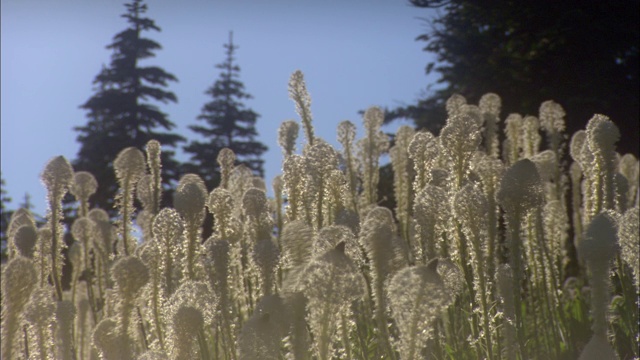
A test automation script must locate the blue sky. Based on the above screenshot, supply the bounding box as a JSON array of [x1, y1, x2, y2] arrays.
[[1, 0, 439, 216]]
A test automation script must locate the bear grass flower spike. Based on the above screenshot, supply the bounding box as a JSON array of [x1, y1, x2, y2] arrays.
[[1, 71, 638, 360]]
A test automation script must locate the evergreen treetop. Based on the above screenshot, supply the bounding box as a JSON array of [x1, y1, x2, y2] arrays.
[[73, 0, 183, 215], [184, 32, 267, 190]]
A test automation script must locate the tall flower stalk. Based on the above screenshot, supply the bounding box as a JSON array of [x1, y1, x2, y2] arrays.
[[114, 147, 146, 256], [41, 155, 74, 300], [358, 107, 389, 207], [497, 159, 544, 358]]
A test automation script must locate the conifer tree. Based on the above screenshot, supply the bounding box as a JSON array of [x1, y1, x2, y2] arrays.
[[73, 0, 184, 215], [184, 32, 267, 190], [391, 0, 639, 155], [1, 174, 12, 260]]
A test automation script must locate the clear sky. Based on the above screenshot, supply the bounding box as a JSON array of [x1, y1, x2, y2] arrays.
[[1, 0, 438, 216]]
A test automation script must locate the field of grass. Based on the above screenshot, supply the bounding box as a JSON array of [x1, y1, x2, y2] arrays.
[[2, 71, 638, 360]]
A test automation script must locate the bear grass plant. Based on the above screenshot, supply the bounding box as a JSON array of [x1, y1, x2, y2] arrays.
[[1, 70, 639, 360]]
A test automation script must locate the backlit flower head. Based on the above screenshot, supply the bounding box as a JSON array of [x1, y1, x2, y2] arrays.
[[114, 147, 146, 185], [174, 174, 208, 224], [278, 120, 300, 157], [70, 171, 98, 201], [41, 156, 74, 197]]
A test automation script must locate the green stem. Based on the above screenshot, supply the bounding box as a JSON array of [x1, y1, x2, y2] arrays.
[[123, 177, 131, 256], [37, 323, 47, 360], [51, 193, 64, 300], [406, 289, 426, 360], [340, 312, 352, 360], [23, 324, 30, 359], [507, 211, 526, 360], [152, 277, 165, 349], [197, 328, 210, 360], [187, 224, 198, 279], [84, 246, 98, 325], [137, 306, 149, 351], [318, 300, 333, 360]]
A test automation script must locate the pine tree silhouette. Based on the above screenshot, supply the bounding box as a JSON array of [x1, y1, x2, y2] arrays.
[[73, 0, 184, 216], [184, 32, 267, 190]]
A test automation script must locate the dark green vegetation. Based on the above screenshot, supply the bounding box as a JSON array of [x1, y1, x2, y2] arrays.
[[390, 0, 639, 156]]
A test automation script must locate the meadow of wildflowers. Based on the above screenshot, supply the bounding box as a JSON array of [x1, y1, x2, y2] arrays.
[[1, 70, 639, 360]]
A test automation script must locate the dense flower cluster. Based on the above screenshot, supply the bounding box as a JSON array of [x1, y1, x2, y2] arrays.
[[1, 71, 638, 360]]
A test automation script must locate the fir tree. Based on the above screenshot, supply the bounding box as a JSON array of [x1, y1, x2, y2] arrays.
[[390, 0, 639, 155], [73, 0, 184, 215], [1, 174, 12, 261], [184, 32, 267, 190]]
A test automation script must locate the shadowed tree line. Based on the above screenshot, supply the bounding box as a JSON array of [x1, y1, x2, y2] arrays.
[[389, 0, 639, 156]]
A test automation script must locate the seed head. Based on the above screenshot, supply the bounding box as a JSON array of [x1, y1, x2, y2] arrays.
[[461, 104, 483, 126], [295, 243, 365, 306], [56, 299, 76, 358], [93, 318, 134, 360], [13, 224, 37, 258], [88, 208, 109, 222], [24, 287, 56, 326], [70, 171, 98, 201], [539, 100, 566, 133], [169, 281, 216, 326], [217, 147, 236, 170], [587, 114, 620, 153], [454, 184, 489, 239], [479, 93, 501, 116], [440, 114, 481, 166], [71, 217, 96, 247], [337, 120, 356, 148], [445, 94, 467, 117], [238, 304, 283, 360], [570, 130, 588, 164], [314, 225, 353, 253], [145, 139, 161, 164], [280, 220, 314, 268], [497, 159, 544, 214], [278, 120, 300, 156], [363, 106, 385, 131], [8, 208, 36, 242], [172, 305, 204, 337], [113, 147, 146, 185], [203, 237, 230, 286], [253, 238, 280, 275], [88, 208, 115, 256], [619, 207, 639, 288], [152, 208, 184, 245], [56, 299, 76, 324], [242, 188, 268, 218], [2, 256, 37, 309], [174, 174, 207, 223], [388, 264, 448, 355], [208, 188, 234, 216], [304, 139, 339, 182], [579, 212, 619, 268], [530, 150, 557, 182], [68, 241, 83, 272], [289, 70, 314, 144], [112, 256, 149, 301], [137, 174, 153, 207], [41, 156, 74, 196]]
